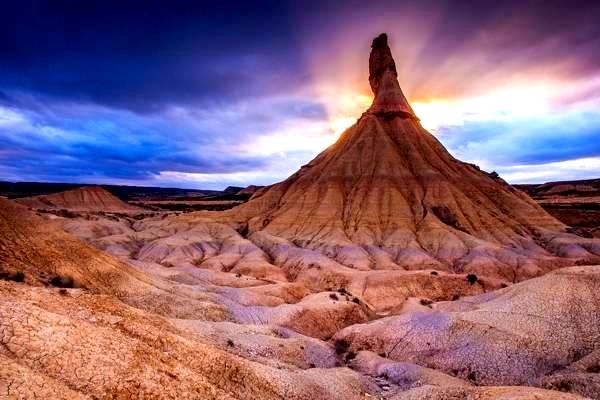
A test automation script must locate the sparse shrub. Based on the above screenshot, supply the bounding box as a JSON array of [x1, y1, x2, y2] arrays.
[[351, 297, 360, 304], [345, 351, 357, 362], [226, 339, 234, 347], [451, 294, 460, 301], [378, 352, 387, 358], [57, 209, 78, 218], [430, 271, 439, 276], [48, 275, 75, 288], [235, 273, 242, 278], [0, 271, 25, 283], [500, 283, 508, 288], [466, 274, 478, 285], [432, 206, 468, 232], [59, 288, 68, 296], [309, 363, 316, 368], [554, 381, 572, 392], [334, 339, 350, 354], [300, 345, 305, 350], [587, 364, 600, 373], [419, 299, 433, 306], [337, 287, 348, 295], [329, 293, 339, 301], [467, 371, 477, 381]]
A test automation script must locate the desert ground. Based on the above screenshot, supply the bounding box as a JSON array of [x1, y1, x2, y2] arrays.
[[1, 34, 599, 399]]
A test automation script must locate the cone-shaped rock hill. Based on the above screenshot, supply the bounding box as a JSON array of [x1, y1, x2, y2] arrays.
[[209, 33, 600, 280]]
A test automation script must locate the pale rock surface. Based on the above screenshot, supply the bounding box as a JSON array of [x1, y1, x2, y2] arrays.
[[351, 351, 471, 390], [0, 281, 374, 399], [334, 266, 600, 388], [391, 385, 587, 399], [541, 349, 600, 399]]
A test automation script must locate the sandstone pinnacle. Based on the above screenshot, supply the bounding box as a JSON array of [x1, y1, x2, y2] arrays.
[[207, 33, 600, 280], [368, 33, 416, 118]]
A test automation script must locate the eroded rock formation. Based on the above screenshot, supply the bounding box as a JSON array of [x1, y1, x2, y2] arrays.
[[200, 33, 600, 283], [15, 186, 143, 213], [2, 33, 599, 399]]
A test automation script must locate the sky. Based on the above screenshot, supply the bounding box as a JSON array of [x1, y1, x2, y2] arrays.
[[1, 0, 600, 189]]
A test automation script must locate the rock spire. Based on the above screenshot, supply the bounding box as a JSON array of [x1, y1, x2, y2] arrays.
[[368, 33, 416, 118]]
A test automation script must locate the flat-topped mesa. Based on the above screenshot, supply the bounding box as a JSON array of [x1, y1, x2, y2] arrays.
[[368, 33, 417, 119]]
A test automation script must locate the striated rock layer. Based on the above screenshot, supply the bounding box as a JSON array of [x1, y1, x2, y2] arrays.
[[203, 33, 600, 281]]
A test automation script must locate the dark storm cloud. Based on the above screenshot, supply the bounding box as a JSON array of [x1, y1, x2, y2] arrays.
[[0, 93, 327, 186], [295, 0, 600, 101], [0, 0, 308, 112], [3, 0, 600, 112], [1, 0, 600, 188]]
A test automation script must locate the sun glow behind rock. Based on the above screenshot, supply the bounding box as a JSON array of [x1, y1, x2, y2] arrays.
[[318, 83, 556, 140], [325, 93, 372, 137], [413, 85, 554, 131]]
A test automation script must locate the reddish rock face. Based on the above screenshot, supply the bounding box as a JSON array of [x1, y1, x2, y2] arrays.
[[217, 33, 600, 281], [368, 33, 416, 117]]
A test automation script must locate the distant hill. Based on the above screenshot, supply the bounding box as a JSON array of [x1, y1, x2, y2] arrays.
[[0, 181, 223, 201], [516, 178, 600, 198], [237, 185, 264, 196], [15, 186, 144, 213], [516, 178, 600, 239], [224, 186, 245, 194]]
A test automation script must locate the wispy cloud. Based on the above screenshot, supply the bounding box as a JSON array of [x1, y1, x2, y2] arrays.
[[497, 157, 600, 184], [435, 109, 600, 168], [0, 92, 332, 189], [1, 1, 600, 188]]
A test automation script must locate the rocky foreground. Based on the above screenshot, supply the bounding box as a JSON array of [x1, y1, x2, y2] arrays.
[[2, 197, 599, 399], [1, 33, 600, 399]]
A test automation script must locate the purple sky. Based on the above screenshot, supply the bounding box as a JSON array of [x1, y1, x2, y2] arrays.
[[1, 0, 600, 189]]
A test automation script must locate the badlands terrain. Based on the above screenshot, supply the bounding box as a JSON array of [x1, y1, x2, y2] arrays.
[[1, 34, 600, 399]]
